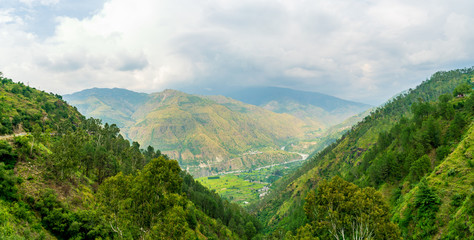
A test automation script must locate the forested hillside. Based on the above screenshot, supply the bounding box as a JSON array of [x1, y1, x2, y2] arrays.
[[256, 68, 474, 239], [0, 74, 261, 239], [0, 75, 83, 135], [3, 67, 473, 239]]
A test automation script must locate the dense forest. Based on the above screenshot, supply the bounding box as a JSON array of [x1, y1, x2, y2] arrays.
[[0, 73, 261, 239], [1, 67, 473, 239], [254, 68, 474, 239]]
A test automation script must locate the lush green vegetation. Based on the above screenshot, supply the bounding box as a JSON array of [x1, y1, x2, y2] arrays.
[[182, 172, 263, 239], [197, 161, 304, 206], [292, 176, 400, 239], [197, 175, 266, 205], [255, 67, 474, 239], [0, 74, 261, 239], [0, 73, 83, 135], [2, 67, 473, 239]]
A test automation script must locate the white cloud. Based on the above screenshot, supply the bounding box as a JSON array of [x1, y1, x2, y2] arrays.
[[285, 67, 321, 78], [18, 0, 59, 6], [1, 0, 474, 103]]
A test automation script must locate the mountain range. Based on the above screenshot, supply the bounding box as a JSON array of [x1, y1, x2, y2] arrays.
[[64, 87, 370, 176], [219, 86, 371, 127], [1, 67, 473, 239]]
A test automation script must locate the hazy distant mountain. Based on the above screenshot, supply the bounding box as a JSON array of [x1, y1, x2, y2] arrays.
[[64, 88, 149, 127], [222, 86, 368, 111], [215, 86, 371, 127]]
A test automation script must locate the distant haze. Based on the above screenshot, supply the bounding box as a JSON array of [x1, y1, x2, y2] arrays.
[[1, 0, 474, 104]]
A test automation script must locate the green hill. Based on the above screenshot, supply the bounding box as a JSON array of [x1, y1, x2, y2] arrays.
[[0, 74, 262, 239], [0, 75, 83, 135], [66, 89, 324, 176], [2, 68, 473, 239], [254, 67, 474, 239]]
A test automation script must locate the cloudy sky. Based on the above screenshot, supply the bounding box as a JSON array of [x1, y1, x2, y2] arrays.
[[1, 0, 473, 104]]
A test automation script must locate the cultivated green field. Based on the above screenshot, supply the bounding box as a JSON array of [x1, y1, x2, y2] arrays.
[[197, 175, 265, 205], [197, 161, 305, 206]]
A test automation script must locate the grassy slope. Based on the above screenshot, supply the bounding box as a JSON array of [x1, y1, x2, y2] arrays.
[[255, 68, 474, 236], [392, 123, 474, 238], [64, 88, 149, 128], [0, 78, 83, 134]]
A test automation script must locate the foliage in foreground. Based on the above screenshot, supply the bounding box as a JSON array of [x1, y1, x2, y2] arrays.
[[297, 177, 400, 239], [256, 67, 474, 239], [0, 74, 262, 239]]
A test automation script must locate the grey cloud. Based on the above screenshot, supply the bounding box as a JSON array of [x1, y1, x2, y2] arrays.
[[206, 3, 289, 35], [116, 53, 149, 71], [171, 32, 229, 60], [3, 0, 474, 105], [37, 53, 85, 72]]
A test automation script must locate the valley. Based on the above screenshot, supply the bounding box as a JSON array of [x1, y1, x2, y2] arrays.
[[197, 159, 305, 206], [1, 67, 473, 239], [3, 1, 474, 239], [64, 87, 369, 177]]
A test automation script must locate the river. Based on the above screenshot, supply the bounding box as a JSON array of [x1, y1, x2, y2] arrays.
[[215, 150, 309, 175]]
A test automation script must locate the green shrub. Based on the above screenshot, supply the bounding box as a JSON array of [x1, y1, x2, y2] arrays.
[[450, 193, 466, 208], [412, 181, 441, 239], [0, 163, 19, 201], [0, 140, 16, 169]]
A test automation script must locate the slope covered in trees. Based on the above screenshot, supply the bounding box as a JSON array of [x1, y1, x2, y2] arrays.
[[0, 73, 83, 135], [255, 68, 474, 239], [2, 67, 473, 239], [0, 74, 261, 239]]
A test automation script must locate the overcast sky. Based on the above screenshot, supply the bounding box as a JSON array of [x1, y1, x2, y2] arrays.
[[1, 0, 473, 104]]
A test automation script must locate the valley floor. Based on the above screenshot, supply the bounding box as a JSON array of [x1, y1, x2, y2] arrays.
[[197, 160, 305, 206]]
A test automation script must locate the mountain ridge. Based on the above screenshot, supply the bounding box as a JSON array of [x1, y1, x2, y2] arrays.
[[220, 86, 371, 111], [64, 87, 370, 176]]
